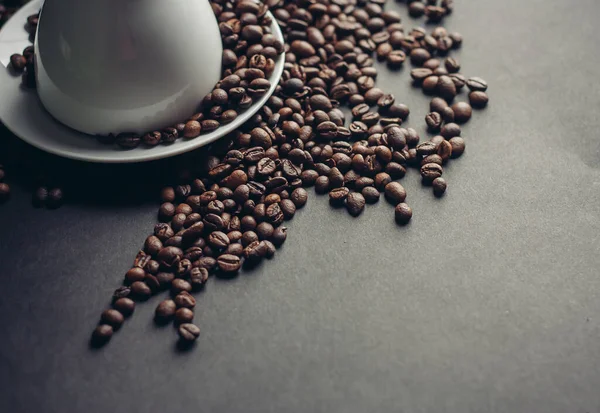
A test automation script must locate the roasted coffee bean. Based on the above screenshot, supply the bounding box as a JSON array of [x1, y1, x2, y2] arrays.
[[384, 182, 407, 205], [113, 298, 135, 317], [362, 186, 380, 204], [432, 177, 447, 197], [395, 203, 413, 225], [437, 140, 453, 162], [174, 292, 196, 309], [157, 246, 183, 270], [387, 50, 406, 68], [10, 54, 27, 72], [171, 278, 192, 294], [449, 137, 466, 158], [375, 173, 392, 191], [409, 1, 426, 17], [451, 102, 473, 123], [256, 222, 275, 240], [125, 267, 146, 284], [189, 267, 209, 290], [329, 187, 350, 206], [154, 300, 177, 322], [421, 163, 444, 183], [315, 176, 330, 194], [280, 199, 296, 219], [467, 77, 488, 92], [440, 123, 461, 139], [346, 192, 366, 216], [208, 231, 230, 250], [416, 141, 438, 156], [175, 308, 194, 324], [444, 57, 461, 73], [410, 48, 431, 66], [290, 188, 308, 208], [91, 325, 113, 345], [178, 323, 200, 342], [449, 73, 466, 90], [112, 286, 131, 300], [437, 75, 457, 101], [100, 309, 125, 329], [425, 112, 443, 132], [469, 91, 489, 108], [422, 75, 439, 94], [217, 254, 242, 272], [271, 226, 288, 247], [131, 281, 152, 300]]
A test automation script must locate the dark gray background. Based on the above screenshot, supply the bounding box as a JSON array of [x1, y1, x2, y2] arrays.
[[2, 0, 600, 412]]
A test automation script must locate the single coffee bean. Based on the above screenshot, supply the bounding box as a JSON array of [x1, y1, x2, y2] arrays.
[[171, 278, 192, 294], [444, 57, 461, 73], [346, 192, 366, 216], [433, 177, 447, 197], [466, 77, 488, 92], [329, 187, 350, 206], [384, 182, 407, 205], [441, 123, 461, 139], [157, 246, 183, 270], [375, 172, 392, 191], [290, 188, 308, 208], [409, 1, 426, 17], [113, 298, 135, 317], [91, 324, 113, 345], [184, 121, 201, 138], [437, 140, 453, 162], [451, 102, 473, 123], [449, 73, 466, 90], [178, 323, 200, 342], [256, 222, 275, 240], [125, 267, 146, 284], [395, 203, 413, 225], [437, 75, 457, 101], [32, 186, 48, 207], [421, 163, 444, 182], [410, 68, 432, 83], [208, 231, 230, 250], [242, 231, 259, 247], [430, 97, 448, 114], [189, 267, 209, 290], [410, 48, 431, 66], [271, 226, 288, 247], [131, 281, 152, 300], [425, 112, 443, 131], [155, 300, 177, 321], [112, 286, 131, 300], [362, 186, 380, 204], [217, 254, 242, 272], [10, 53, 27, 72], [449, 137, 466, 158], [416, 141, 438, 156], [469, 91, 489, 108], [101, 309, 124, 329], [315, 176, 330, 194], [422, 75, 439, 94]]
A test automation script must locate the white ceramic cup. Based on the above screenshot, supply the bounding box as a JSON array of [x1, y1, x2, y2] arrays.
[[34, 0, 223, 136]]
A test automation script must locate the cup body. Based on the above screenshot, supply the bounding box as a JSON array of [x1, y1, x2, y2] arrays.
[[34, 0, 223, 135]]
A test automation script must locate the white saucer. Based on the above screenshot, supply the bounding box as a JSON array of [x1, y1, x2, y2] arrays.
[[0, 0, 285, 163]]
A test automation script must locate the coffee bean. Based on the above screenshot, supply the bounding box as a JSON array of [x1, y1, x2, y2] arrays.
[[112, 286, 131, 300], [290, 188, 308, 208], [421, 163, 444, 183], [189, 267, 209, 290], [416, 141, 438, 156], [217, 254, 242, 272], [124, 267, 146, 284], [425, 112, 443, 132], [256, 222, 274, 240], [271, 226, 287, 247], [315, 176, 330, 194], [131, 281, 152, 300], [451, 102, 473, 123], [154, 300, 176, 322], [47, 188, 63, 209], [422, 75, 439, 94], [10, 54, 27, 72], [208, 231, 230, 250], [346, 192, 366, 216], [395, 203, 413, 225], [469, 91, 489, 108], [410, 48, 431, 66], [432, 177, 447, 197], [329, 187, 350, 206], [91, 325, 113, 345], [184, 121, 201, 138], [441, 123, 461, 139], [467, 77, 488, 92], [178, 323, 200, 342], [449, 137, 466, 158], [437, 140, 453, 161], [444, 57, 461, 73], [409, 1, 426, 17], [449, 73, 466, 90], [437, 75, 457, 101], [113, 298, 135, 317], [362, 186, 380, 204], [172, 278, 192, 294], [101, 309, 125, 329], [375, 172, 392, 191], [387, 50, 406, 68]]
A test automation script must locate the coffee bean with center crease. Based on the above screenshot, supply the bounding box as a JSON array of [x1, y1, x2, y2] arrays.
[[421, 163, 444, 183], [467, 77, 488, 92], [265, 203, 284, 225], [157, 246, 183, 270], [329, 187, 350, 206], [178, 323, 200, 342], [449, 137, 466, 158], [217, 254, 242, 272], [425, 112, 443, 132]]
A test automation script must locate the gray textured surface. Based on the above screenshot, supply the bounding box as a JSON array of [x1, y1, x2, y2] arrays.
[[1, 0, 600, 412]]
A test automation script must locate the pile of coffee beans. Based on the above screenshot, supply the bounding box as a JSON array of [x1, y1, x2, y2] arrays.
[[87, 0, 489, 347]]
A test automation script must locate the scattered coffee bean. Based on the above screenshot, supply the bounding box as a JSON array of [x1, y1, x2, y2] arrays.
[[91, 324, 113, 345], [467, 77, 488, 92], [433, 177, 447, 197], [451, 102, 473, 123], [178, 323, 200, 342], [155, 300, 177, 322], [113, 298, 135, 317], [469, 91, 489, 108], [395, 203, 413, 225], [346, 192, 366, 216], [101, 309, 125, 329], [384, 182, 407, 205]]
